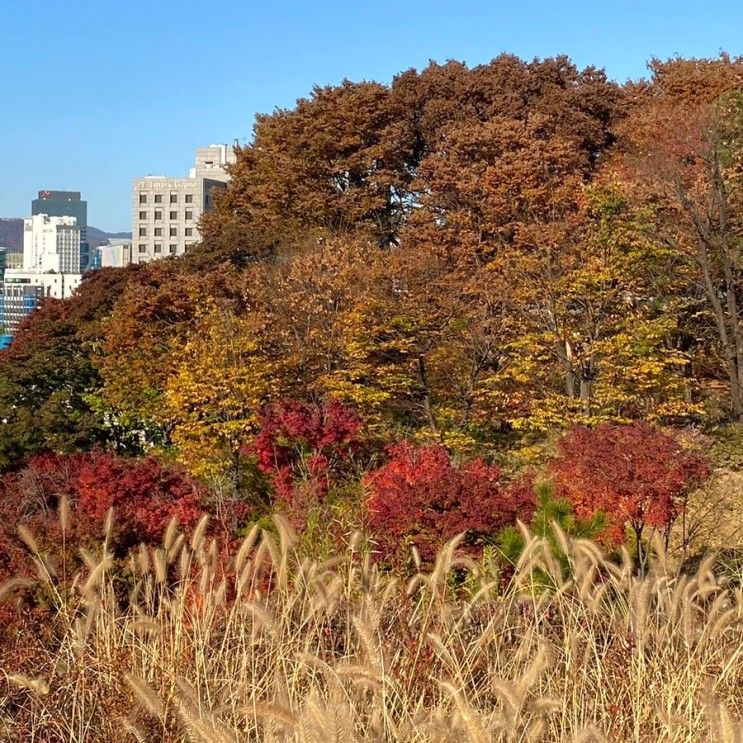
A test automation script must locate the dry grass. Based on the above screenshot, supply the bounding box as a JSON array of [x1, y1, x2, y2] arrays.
[[0, 514, 741, 742]]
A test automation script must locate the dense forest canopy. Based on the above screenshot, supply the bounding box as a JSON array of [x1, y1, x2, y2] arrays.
[[0, 53, 741, 559]]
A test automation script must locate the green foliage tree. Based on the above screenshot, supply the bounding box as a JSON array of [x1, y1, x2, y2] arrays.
[[496, 480, 607, 580], [0, 267, 141, 468]]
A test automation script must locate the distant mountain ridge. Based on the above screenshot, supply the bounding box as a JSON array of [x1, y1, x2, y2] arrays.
[[87, 226, 133, 243], [0, 218, 132, 252]]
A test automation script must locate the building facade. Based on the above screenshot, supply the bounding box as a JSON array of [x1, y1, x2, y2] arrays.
[[0, 214, 83, 331], [0, 200, 86, 335], [0, 281, 44, 333], [2, 270, 82, 300], [92, 239, 132, 268], [132, 144, 235, 263], [23, 213, 81, 273], [32, 190, 89, 271], [5, 252, 23, 269]]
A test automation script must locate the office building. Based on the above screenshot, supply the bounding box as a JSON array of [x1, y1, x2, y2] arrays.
[[2, 270, 82, 300], [0, 214, 83, 332], [22, 214, 81, 273], [0, 281, 44, 333], [132, 144, 235, 263], [5, 251, 23, 269], [0, 247, 22, 280], [32, 190, 89, 271], [92, 239, 132, 268], [0, 265, 82, 331]]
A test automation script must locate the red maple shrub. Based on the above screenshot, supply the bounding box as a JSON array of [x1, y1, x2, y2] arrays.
[[365, 443, 535, 563], [0, 450, 209, 665], [0, 453, 88, 585], [75, 452, 206, 545], [250, 399, 362, 517], [551, 423, 710, 555], [0, 450, 208, 579]]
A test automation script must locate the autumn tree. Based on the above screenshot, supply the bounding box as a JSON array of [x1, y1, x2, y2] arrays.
[[398, 113, 593, 437], [202, 80, 416, 251], [240, 238, 421, 434], [202, 55, 621, 255], [365, 442, 535, 563], [615, 56, 743, 419], [0, 267, 143, 468], [489, 183, 700, 429], [96, 262, 246, 449], [165, 302, 278, 491], [385, 59, 622, 440], [551, 422, 710, 570], [250, 399, 362, 523]]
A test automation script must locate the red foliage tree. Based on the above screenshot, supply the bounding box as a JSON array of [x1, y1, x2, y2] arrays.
[[365, 443, 535, 563], [0, 453, 87, 586], [0, 450, 211, 661], [551, 423, 710, 564], [250, 399, 362, 515], [75, 453, 206, 545], [0, 451, 208, 578]]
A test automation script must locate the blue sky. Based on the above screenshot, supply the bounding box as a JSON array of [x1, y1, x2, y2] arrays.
[[1, 0, 741, 231]]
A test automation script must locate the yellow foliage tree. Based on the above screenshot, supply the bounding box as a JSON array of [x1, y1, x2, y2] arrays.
[[483, 184, 701, 431], [165, 304, 279, 489]]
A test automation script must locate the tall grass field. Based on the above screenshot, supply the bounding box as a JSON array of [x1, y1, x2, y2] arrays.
[[1, 511, 741, 742]]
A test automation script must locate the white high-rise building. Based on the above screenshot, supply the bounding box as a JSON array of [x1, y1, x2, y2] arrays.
[[0, 211, 84, 334], [132, 144, 236, 263], [22, 213, 81, 273]]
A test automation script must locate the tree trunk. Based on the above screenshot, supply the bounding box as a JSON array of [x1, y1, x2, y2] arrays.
[[562, 340, 577, 399], [417, 354, 439, 435], [715, 155, 743, 419], [676, 171, 743, 420], [580, 377, 592, 417], [230, 447, 241, 496], [579, 353, 596, 417], [633, 523, 646, 577]]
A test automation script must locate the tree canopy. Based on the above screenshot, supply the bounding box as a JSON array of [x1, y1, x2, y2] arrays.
[[1, 53, 740, 483]]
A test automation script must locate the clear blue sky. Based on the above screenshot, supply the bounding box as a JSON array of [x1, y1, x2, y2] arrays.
[[1, 0, 741, 232]]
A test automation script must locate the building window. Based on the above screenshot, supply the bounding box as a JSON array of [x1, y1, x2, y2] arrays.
[[154, 227, 162, 236], [154, 211, 162, 220], [138, 227, 146, 237], [154, 244, 162, 254], [169, 244, 177, 254], [138, 210, 147, 219], [138, 244, 146, 253], [154, 194, 163, 203], [139, 194, 147, 204], [169, 211, 178, 220], [185, 210, 193, 220], [169, 227, 177, 236], [185, 194, 193, 203], [185, 228, 193, 236], [170, 194, 178, 203]]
